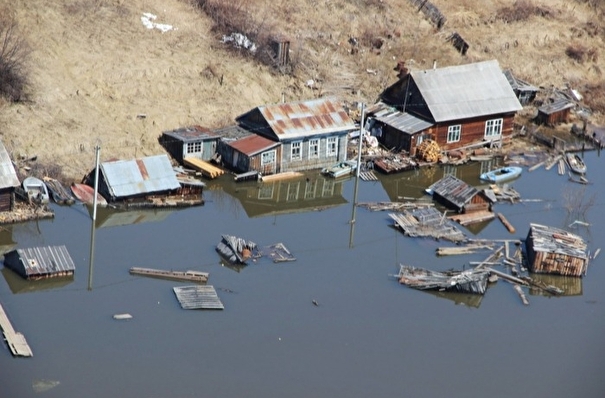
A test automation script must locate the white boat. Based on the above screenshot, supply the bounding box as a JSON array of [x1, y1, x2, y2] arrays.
[[566, 153, 586, 174], [321, 160, 358, 178], [479, 166, 522, 183], [22, 176, 50, 204]]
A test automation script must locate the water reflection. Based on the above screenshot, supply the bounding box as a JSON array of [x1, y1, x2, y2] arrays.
[[528, 273, 583, 297], [425, 289, 485, 308], [1, 267, 74, 294]]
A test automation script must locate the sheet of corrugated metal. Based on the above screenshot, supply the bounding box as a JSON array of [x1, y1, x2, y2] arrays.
[[18, 245, 76, 276], [101, 154, 180, 198], [258, 98, 356, 139], [376, 111, 433, 134], [228, 134, 280, 156], [411, 60, 522, 122], [0, 141, 20, 189]]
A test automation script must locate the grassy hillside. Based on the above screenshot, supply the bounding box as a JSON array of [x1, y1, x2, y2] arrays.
[[0, 0, 603, 180]]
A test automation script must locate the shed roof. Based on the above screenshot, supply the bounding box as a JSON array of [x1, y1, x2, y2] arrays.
[[503, 70, 539, 93], [527, 223, 588, 258], [410, 60, 522, 122], [376, 110, 434, 134], [228, 134, 280, 156], [5, 245, 76, 278], [100, 154, 180, 198], [0, 140, 20, 189], [161, 125, 220, 143], [538, 98, 575, 115], [238, 97, 357, 140], [426, 174, 481, 209]]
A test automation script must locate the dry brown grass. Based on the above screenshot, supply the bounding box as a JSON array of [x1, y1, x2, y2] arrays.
[[0, 0, 604, 180]]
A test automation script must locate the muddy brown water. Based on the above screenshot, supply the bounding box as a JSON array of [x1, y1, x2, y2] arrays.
[[1, 152, 604, 398]]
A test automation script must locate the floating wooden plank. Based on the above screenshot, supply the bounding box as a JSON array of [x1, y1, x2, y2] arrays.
[[497, 212, 515, 233], [183, 157, 225, 179], [234, 170, 260, 182], [113, 313, 133, 320], [129, 267, 208, 283], [449, 210, 495, 225], [436, 244, 494, 256], [0, 303, 33, 357], [173, 285, 224, 310], [260, 171, 303, 182]]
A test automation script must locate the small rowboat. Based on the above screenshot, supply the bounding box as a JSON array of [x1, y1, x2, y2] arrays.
[[23, 176, 50, 204], [321, 160, 358, 178], [479, 166, 522, 183], [566, 153, 586, 174], [70, 183, 107, 206]]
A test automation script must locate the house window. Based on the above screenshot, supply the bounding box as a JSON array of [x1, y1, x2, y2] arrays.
[[258, 184, 274, 200], [326, 137, 338, 156], [309, 139, 320, 159], [261, 150, 276, 166], [447, 125, 461, 143], [186, 141, 202, 154], [485, 118, 503, 139], [291, 141, 302, 161]]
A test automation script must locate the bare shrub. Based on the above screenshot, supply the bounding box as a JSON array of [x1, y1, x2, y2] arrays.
[[565, 44, 599, 64], [0, 13, 30, 102], [562, 185, 596, 222], [496, 0, 555, 23], [581, 82, 605, 114]]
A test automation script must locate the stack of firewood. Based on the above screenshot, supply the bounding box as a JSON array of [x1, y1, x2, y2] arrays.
[[416, 140, 441, 162]]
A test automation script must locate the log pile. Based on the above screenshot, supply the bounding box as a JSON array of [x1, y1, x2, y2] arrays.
[[416, 139, 441, 162]]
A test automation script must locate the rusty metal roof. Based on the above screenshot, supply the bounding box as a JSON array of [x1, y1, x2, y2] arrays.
[[0, 140, 20, 189], [161, 125, 220, 142], [411, 60, 523, 122], [228, 134, 280, 156], [100, 154, 180, 198], [253, 98, 357, 140]]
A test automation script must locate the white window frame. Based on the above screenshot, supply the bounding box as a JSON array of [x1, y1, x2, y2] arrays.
[[484, 118, 503, 139], [291, 141, 302, 161], [186, 141, 202, 154], [447, 125, 461, 143], [326, 137, 338, 157], [261, 150, 276, 166], [309, 139, 320, 159]]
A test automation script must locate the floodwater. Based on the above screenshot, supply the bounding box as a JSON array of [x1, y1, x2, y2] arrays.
[[1, 151, 605, 398]]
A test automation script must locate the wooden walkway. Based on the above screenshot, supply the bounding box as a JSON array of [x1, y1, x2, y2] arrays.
[[0, 303, 33, 357], [359, 171, 378, 181]]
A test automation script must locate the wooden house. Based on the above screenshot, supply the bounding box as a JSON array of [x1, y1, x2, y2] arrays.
[[426, 174, 493, 214], [221, 134, 281, 175], [535, 98, 575, 126], [0, 140, 20, 212], [159, 125, 221, 163], [525, 223, 589, 277], [378, 60, 523, 156], [3, 245, 76, 280], [234, 98, 357, 174]]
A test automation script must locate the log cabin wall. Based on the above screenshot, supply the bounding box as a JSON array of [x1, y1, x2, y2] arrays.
[[428, 113, 516, 151]]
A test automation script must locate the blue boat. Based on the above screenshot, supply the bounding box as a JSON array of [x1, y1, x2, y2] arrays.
[[479, 166, 522, 183]]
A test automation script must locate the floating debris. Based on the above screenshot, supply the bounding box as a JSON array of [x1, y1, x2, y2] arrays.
[[216, 235, 259, 265], [173, 285, 224, 310], [129, 267, 208, 283], [397, 265, 489, 295], [113, 313, 133, 320], [390, 207, 466, 242]]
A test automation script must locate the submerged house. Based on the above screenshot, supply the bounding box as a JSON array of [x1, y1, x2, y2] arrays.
[[84, 154, 203, 206], [159, 125, 221, 163], [426, 174, 493, 214], [3, 245, 76, 280], [378, 60, 523, 156], [0, 140, 20, 212], [230, 97, 357, 175], [525, 223, 589, 277]]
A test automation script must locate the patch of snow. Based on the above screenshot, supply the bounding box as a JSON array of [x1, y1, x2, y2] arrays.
[[141, 12, 175, 33], [221, 33, 257, 53]]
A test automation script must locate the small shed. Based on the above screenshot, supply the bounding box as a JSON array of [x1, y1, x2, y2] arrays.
[[159, 125, 220, 163], [525, 223, 588, 277], [3, 245, 76, 280], [535, 98, 575, 126], [503, 70, 539, 105], [0, 140, 20, 212], [222, 134, 281, 174], [426, 174, 492, 214]]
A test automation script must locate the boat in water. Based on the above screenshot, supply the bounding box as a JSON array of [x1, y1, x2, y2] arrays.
[[566, 153, 586, 174], [70, 183, 107, 206], [397, 265, 489, 295], [479, 166, 522, 183], [22, 176, 50, 204], [321, 160, 357, 178]]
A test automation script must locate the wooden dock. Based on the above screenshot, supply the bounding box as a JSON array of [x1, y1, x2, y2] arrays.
[[129, 267, 208, 283], [0, 302, 33, 357]]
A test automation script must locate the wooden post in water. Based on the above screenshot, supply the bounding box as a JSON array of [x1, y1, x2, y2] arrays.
[[497, 213, 515, 233]]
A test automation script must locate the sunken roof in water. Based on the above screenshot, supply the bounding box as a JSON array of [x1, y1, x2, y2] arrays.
[[100, 154, 180, 198], [236, 97, 357, 140], [3, 245, 76, 279], [0, 140, 20, 189], [427, 174, 483, 210], [410, 60, 522, 122]]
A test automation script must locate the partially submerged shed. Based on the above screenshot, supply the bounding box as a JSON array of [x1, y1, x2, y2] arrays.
[[3, 245, 76, 280], [426, 174, 492, 214], [525, 223, 588, 277], [0, 140, 21, 212]]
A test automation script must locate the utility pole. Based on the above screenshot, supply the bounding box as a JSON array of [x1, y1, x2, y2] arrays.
[[92, 145, 101, 221], [349, 103, 365, 248]]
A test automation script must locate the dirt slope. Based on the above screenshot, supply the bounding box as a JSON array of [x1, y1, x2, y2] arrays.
[[0, 0, 603, 180]]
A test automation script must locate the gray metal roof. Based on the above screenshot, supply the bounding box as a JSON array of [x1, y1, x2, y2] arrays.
[[427, 174, 480, 209], [503, 70, 539, 92], [101, 154, 180, 198], [411, 60, 523, 122], [538, 98, 575, 115], [0, 140, 20, 189], [173, 285, 224, 310], [8, 245, 76, 277], [376, 111, 433, 134]]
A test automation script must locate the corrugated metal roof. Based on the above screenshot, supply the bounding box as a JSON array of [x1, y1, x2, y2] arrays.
[[10, 245, 76, 277], [161, 125, 219, 142], [101, 154, 180, 198], [503, 70, 539, 92], [211, 125, 253, 140], [427, 174, 480, 209], [411, 60, 523, 122], [228, 134, 280, 156], [257, 97, 357, 139], [173, 285, 224, 310], [376, 111, 434, 134], [0, 140, 20, 189]]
